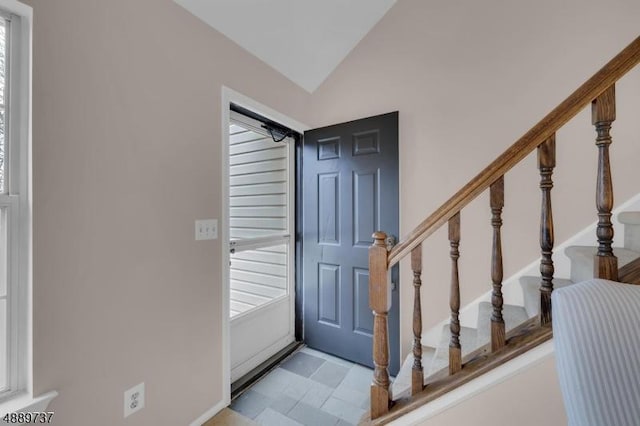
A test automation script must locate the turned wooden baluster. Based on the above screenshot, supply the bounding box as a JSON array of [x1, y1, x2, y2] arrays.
[[449, 212, 462, 374], [411, 245, 424, 394], [490, 177, 505, 352], [592, 85, 618, 280], [538, 135, 556, 325], [369, 231, 390, 419]]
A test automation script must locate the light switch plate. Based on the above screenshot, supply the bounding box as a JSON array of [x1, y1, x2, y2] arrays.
[[195, 219, 218, 240]]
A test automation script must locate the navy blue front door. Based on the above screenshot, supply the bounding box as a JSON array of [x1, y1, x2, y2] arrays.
[[302, 112, 400, 374]]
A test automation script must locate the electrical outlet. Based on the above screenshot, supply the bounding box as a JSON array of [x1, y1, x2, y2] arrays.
[[195, 219, 218, 240], [124, 382, 145, 418]]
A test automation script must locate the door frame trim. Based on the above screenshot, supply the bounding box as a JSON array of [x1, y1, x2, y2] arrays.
[[220, 87, 308, 406]]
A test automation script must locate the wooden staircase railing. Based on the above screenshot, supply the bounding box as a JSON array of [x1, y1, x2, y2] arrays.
[[366, 35, 640, 423]]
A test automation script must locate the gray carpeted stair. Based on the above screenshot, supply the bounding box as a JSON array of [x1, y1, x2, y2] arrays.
[[391, 346, 436, 401], [619, 212, 640, 253], [476, 302, 528, 343], [390, 211, 640, 402], [519, 276, 574, 318], [428, 325, 479, 376], [565, 245, 640, 283]]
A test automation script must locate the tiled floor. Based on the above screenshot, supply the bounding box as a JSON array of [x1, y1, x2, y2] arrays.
[[230, 347, 372, 426]]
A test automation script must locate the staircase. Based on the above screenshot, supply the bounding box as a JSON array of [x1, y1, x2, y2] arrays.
[[362, 35, 640, 424], [390, 209, 640, 403]]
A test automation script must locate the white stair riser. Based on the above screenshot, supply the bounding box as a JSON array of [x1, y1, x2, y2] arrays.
[[570, 254, 595, 284], [624, 224, 640, 253], [476, 303, 528, 344], [519, 277, 574, 318], [566, 246, 640, 284]]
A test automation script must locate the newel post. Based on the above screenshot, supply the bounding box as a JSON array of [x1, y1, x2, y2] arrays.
[[370, 231, 391, 419]]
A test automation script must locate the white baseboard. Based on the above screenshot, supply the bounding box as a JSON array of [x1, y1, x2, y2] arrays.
[[189, 398, 228, 426]]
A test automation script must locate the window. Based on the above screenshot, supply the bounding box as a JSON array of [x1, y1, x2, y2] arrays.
[[0, 3, 30, 400]]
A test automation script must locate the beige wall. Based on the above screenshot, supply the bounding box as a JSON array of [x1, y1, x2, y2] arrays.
[[25, 0, 311, 424], [417, 356, 566, 426], [23, 0, 640, 424], [308, 0, 640, 360]]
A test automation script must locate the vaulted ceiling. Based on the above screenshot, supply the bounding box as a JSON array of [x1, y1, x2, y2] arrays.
[[174, 0, 397, 92]]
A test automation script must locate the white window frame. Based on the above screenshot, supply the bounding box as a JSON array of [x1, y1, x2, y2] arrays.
[[0, 0, 31, 403]]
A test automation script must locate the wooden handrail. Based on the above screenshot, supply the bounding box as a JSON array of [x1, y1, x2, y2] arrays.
[[388, 35, 640, 267]]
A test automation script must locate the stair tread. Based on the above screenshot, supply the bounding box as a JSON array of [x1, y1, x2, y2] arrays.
[[519, 276, 574, 287], [428, 325, 479, 376], [388, 209, 640, 407], [618, 211, 640, 225], [391, 239, 640, 403], [390, 346, 436, 401], [520, 276, 574, 317], [476, 302, 528, 343], [566, 246, 640, 283], [565, 245, 640, 267]]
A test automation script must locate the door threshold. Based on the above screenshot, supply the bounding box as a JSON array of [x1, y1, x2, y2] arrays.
[[231, 341, 302, 400]]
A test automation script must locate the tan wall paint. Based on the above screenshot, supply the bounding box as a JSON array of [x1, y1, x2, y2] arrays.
[[416, 356, 567, 426], [309, 0, 640, 360], [306, 2, 639, 423], [23, 0, 640, 424], [25, 0, 311, 424]]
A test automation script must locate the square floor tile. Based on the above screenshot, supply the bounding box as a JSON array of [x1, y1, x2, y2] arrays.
[[280, 352, 326, 378], [281, 375, 312, 400], [361, 396, 370, 410], [300, 380, 333, 408], [258, 368, 311, 392], [301, 347, 355, 369], [231, 390, 273, 420], [288, 401, 340, 426], [255, 408, 303, 426], [331, 381, 368, 407], [234, 349, 373, 425], [321, 397, 367, 424], [251, 372, 289, 397], [269, 394, 299, 415], [340, 364, 373, 392], [310, 361, 349, 388]]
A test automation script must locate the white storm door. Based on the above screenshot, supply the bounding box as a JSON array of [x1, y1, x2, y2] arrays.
[[228, 111, 295, 382]]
